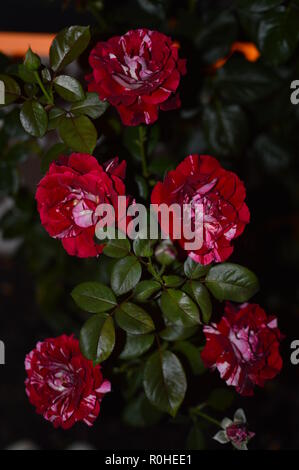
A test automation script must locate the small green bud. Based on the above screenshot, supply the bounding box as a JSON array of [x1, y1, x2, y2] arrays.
[[24, 48, 41, 71]]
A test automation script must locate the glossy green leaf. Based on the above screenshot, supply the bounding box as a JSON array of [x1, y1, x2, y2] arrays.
[[111, 256, 142, 295], [48, 107, 65, 130], [58, 115, 97, 153], [184, 281, 212, 324], [71, 281, 117, 313], [53, 75, 85, 102], [160, 289, 200, 327], [143, 350, 187, 417], [205, 263, 259, 302], [159, 324, 198, 342], [173, 341, 205, 376], [184, 257, 210, 279], [71, 92, 109, 118], [103, 237, 130, 258], [24, 48, 41, 71], [80, 313, 115, 363], [115, 302, 155, 334], [162, 275, 184, 288], [133, 280, 161, 303], [119, 333, 154, 360], [50, 25, 91, 72], [20, 100, 48, 137]]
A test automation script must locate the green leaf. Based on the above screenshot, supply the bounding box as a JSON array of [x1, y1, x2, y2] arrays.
[[237, 0, 282, 13], [162, 275, 184, 288], [50, 25, 91, 72], [195, 11, 238, 63], [80, 313, 115, 363], [203, 103, 249, 157], [184, 281, 212, 324], [205, 263, 259, 302], [143, 350, 187, 417], [133, 280, 161, 303], [71, 281, 117, 313], [103, 238, 130, 258], [58, 115, 97, 153], [184, 257, 210, 279], [159, 324, 198, 342], [115, 302, 155, 334], [48, 107, 65, 130], [0, 74, 21, 105], [123, 126, 144, 161], [71, 92, 109, 118], [186, 424, 205, 450], [123, 393, 162, 428], [215, 57, 281, 104], [133, 237, 154, 257], [119, 333, 154, 360], [53, 75, 85, 102], [24, 48, 41, 71], [41, 142, 68, 173], [111, 256, 142, 295], [135, 175, 149, 200], [160, 289, 200, 327], [17, 65, 37, 84], [20, 100, 48, 137], [173, 341, 205, 375], [257, 6, 299, 66]]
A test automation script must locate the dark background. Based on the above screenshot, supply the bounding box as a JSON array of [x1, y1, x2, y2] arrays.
[[0, 0, 298, 450]]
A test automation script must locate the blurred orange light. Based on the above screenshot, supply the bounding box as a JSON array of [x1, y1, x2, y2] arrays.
[[211, 42, 260, 71], [0, 32, 55, 57]]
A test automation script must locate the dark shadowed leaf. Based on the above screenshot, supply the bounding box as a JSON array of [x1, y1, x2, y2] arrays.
[[203, 103, 249, 156], [173, 341, 205, 375]]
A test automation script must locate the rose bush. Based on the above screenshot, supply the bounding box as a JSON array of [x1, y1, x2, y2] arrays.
[[0, 4, 288, 448]]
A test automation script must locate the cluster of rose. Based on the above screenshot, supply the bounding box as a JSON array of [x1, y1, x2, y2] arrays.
[[1, 27, 283, 449]]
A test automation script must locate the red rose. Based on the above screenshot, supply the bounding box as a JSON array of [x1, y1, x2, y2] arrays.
[[151, 154, 250, 265], [201, 303, 283, 396], [86, 28, 186, 126], [25, 335, 111, 429], [36, 153, 128, 258]]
